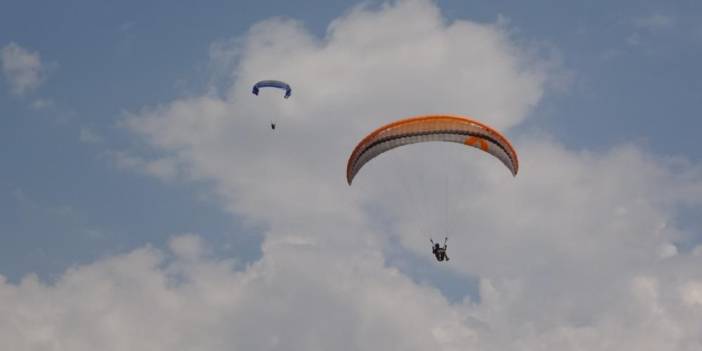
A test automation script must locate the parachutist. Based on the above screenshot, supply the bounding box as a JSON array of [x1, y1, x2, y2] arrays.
[[430, 237, 449, 262]]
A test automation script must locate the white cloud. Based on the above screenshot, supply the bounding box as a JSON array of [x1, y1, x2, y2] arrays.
[[169, 233, 206, 260], [1, 42, 46, 96], [79, 127, 103, 144], [0, 237, 483, 350], [118, 21, 135, 32], [623, 13, 676, 49], [30, 98, 55, 110], [2, 233, 702, 350], [114, 0, 702, 347], [626, 32, 641, 46], [681, 281, 702, 307], [633, 14, 675, 31], [4, 0, 702, 349], [106, 150, 182, 181]]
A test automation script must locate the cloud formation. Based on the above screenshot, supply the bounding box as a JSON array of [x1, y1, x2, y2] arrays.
[[1, 42, 46, 96], [3, 1, 702, 349], [633, 13, 675, 31], [79, 127, 103, 144]]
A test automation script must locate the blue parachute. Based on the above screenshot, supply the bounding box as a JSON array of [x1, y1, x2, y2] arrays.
[[252, 80, 291, 99]]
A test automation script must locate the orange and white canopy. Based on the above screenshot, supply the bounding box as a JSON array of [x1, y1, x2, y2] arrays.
[[346, 115, 519, 185]]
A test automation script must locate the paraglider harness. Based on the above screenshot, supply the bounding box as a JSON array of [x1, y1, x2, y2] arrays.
[[430, 237, 449, 262]]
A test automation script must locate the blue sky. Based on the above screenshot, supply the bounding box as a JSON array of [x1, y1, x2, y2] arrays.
[[2, 1, 702, 349]]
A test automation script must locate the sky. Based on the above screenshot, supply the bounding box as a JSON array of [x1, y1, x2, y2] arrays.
[[1, 0, 702, 350]]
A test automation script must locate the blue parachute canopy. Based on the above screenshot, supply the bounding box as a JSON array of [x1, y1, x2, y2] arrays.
[[252, 80, 291, 99]]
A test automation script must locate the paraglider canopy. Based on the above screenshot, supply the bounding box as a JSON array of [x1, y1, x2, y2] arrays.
[[252, 80, 291, 99], [346, 115, 519, 185]]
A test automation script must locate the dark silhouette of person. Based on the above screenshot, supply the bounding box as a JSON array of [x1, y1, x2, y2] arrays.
[[430, 237, 449, 262]]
